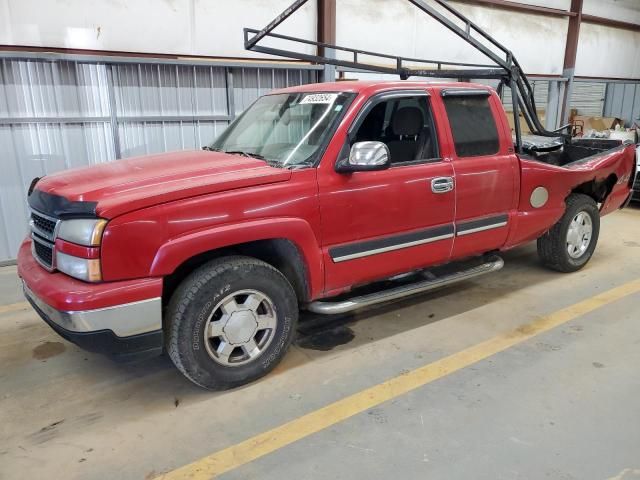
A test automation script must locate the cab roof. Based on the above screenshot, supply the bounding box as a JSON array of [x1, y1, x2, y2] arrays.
[[272, 80, 494, 96]]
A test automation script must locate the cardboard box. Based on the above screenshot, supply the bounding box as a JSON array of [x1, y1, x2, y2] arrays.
[[572, 115, 624, 132], [506, 109, 546, 134]]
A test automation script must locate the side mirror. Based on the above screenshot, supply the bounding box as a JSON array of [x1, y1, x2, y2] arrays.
[[335, 141, 391, 173]]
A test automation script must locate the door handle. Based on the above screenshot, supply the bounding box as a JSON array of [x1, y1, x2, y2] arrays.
[[431, 177, 454, 193]]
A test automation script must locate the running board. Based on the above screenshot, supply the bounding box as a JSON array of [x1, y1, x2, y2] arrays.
[[307, 255, 504, 315]]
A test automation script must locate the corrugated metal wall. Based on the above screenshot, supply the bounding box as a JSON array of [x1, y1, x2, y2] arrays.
[[501, 80, 549, 112], [603, 82, 640, 127], [500, 80, 608, 118], [570, 82, 607, 117], [0, 57, 318, 262]]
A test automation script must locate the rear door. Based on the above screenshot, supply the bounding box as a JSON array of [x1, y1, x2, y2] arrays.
[[318, 90, 456, 294], [439, 89, 519, 259]]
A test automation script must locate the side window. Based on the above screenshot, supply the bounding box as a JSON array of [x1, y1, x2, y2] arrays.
[[352, 95, 438, 164], [443, 95, 500, 157]]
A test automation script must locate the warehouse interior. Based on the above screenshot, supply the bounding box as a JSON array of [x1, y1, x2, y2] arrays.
[[1, 0, 640, 479]]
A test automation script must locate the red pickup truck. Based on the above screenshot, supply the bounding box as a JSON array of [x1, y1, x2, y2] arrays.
[[18, 81, 636, 389]]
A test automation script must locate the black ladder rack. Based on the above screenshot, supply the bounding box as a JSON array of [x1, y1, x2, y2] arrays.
[[244, 0, 571, 153]]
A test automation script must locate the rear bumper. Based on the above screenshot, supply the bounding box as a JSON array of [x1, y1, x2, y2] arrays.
[[18, 239, 164, 361], [632, 146, 639, 201]]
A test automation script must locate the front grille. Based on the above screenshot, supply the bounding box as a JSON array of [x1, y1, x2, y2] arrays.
[[29, 210, 59, 269], [31, 211, 57, 240], [32, 237, 54, 268]]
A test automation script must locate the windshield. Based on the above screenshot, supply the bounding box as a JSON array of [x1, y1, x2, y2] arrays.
[[210, 92, 353, 167]]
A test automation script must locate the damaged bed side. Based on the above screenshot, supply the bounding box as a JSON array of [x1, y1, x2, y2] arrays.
[[505, 142, 637, 248]]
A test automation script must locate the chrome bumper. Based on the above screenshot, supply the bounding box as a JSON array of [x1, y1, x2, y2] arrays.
[[23, 282, 162, 338]]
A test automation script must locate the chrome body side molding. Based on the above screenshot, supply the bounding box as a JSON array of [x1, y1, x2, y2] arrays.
[[330, 224, 455, 263], [455, 214, 509, 236]]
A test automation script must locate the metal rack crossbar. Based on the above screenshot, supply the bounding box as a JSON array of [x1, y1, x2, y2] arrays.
[[244, 0, 571, 153]]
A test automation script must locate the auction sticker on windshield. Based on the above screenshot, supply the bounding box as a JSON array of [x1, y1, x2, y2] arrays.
[[300, 93, 338, 104]]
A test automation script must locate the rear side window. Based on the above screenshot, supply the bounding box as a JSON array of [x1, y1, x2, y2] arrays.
[[443, 95, 500, 157]]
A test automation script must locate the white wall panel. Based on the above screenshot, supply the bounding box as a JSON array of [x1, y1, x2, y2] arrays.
[[336, 0, 568, 76], [193, 0, 317, 59], [509, 0, 570, 8], [0, 0, 317, 59], [575, 23, 640, 79], [583, 0, 640, 25], [1, 0, 193, 54], [0, 0, 12, 47]]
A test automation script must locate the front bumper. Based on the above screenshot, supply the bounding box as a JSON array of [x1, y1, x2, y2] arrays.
[[24, 285, 163, 361], [18, 239, 164, 361]]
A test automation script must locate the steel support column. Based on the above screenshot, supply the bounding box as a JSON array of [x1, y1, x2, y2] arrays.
[[560, 0, 583, 125], [546, 80, 562, 131], [318, 0, 336, 82]]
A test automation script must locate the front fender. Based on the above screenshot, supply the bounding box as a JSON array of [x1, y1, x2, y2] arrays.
[[150, 217, 324, 299]]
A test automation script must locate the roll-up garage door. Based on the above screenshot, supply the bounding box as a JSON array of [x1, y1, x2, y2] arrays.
[[501, 80, 548, 112], [570, 82, 606, 117]]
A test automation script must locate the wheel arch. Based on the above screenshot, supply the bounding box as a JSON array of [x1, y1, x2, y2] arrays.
[[569, 173, 617, 205], [153, 218, 323, 306], [537, 192, 600, 273]]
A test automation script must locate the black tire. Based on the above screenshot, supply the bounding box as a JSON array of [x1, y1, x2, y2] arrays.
[[537, 193, 600, 273], [166, 256, 298, 390]]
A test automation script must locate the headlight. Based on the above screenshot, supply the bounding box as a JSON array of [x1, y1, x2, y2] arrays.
[[57, 219, 107, 246], [56, 251, 102, 282]]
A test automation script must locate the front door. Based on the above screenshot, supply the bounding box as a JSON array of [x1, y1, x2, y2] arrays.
[[318, 91, 456, 295]]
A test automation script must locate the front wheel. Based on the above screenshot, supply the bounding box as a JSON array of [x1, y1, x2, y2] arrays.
[[166, 256, 298, 390], [537, 193, 600, 273]]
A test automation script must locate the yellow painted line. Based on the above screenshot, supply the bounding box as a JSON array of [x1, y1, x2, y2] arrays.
[[0, 301, 29, 315], [158, 278, 640, 480]]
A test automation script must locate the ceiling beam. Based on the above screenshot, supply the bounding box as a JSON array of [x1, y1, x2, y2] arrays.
[[581, 14, 640, 32], [451, 0, 575, 18], [454, 0, 640, 32]]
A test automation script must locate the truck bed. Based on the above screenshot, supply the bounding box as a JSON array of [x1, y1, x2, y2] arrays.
[[521, 138, 625, 167]]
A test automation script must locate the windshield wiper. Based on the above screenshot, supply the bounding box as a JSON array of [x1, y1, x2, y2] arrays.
[[205, 148, 284, 168], [223, 150, 284, 168], [224, 150, 267, 160]]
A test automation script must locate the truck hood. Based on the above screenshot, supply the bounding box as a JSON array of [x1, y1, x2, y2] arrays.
[[33, 150, 292, 218]]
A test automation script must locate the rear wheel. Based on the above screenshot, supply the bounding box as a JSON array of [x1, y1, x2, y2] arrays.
[[166, 256, 298, 390], [537, 193, 600, 273]]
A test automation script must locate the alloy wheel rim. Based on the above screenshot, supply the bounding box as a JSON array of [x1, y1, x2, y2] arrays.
[[566, 211, 593, 259], [203, 289, 278, 367]]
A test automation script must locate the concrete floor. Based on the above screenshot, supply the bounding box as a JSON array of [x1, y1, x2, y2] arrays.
[[1, 207, 640, 480]]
